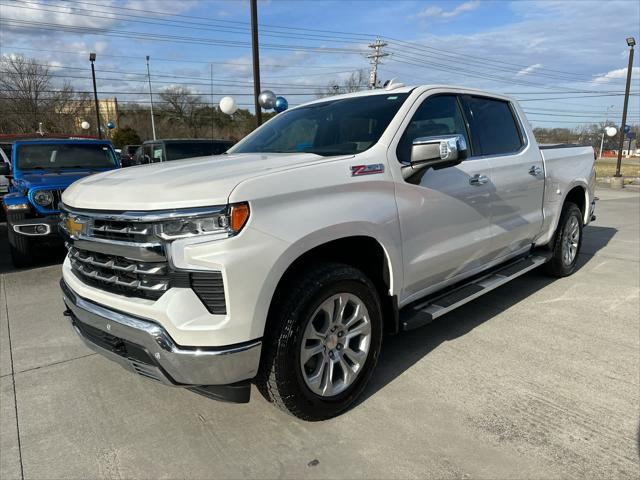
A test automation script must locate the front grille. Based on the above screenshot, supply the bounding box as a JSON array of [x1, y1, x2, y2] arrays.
[[69, 246, 169, 300], [64, 210, 228, 312], [91, 219, 156, 242]]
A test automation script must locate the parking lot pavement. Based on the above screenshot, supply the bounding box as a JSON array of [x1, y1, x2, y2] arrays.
[[1, 187, 639, 480]]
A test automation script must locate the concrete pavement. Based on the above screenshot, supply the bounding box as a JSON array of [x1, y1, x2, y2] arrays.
[[1, 186, 639, 479]]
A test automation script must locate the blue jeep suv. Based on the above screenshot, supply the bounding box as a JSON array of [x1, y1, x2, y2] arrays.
[[1, 139, 120, 267]]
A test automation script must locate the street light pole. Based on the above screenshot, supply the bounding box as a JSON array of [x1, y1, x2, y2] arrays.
[[146, 56, 157, 141], [615, 37, 635, 177], [89, 53, 102, 139], [250, 0, 262, 127]]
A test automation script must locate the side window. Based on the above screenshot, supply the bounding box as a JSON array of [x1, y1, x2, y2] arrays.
[[152, 145, 164, 162], [465, 97, 523, 155], [396, 95, 469, 163]]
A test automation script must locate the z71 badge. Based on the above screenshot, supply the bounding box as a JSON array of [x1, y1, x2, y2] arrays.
[[350, 164, 385, 176]]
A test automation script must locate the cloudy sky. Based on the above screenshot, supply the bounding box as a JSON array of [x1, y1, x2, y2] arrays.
[[1, 0, 639, 127]]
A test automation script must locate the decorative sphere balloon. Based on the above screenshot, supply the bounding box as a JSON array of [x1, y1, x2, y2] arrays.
[[81, 121, 90, 130], [107, 121, 115, 130], [274, 96, 288, 113], [219, 96, 238, 115], [258, 90, 276, 109], [605, 126, 617, 137]]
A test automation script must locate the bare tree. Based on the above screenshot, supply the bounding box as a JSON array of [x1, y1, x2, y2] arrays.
[[159, 86, 203, 137], [317, 69, 369, 98], [0, 55, 88, 134]]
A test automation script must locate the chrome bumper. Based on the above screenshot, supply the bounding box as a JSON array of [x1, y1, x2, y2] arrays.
[[60, 279, 261, 401]]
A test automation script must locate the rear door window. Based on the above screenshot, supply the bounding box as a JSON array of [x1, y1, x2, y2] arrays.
[[463, 96, 523, 156]]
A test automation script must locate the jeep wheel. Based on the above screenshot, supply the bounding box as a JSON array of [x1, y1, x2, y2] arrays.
[[256, 262, 383, 421], [544, 202, 583, 277]]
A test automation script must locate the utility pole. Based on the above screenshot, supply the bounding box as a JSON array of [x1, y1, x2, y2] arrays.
[[214, 63, 216, 140], [367, 38, 389, 89], [89, 53, 102, 139], [250, 0, 262, 126], [146, 56, 157, 140], [615, 37, 635, 179]]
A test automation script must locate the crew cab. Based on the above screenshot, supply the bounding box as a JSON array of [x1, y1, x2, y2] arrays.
[[59, 85, 596, 420], [2, 139, 120, 267]]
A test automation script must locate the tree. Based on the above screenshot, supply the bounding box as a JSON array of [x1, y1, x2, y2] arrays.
[[317, 69, 369, 98], [159, 86, 202, 137], [0, 55, 88, 134], [111, 125, 142, 148]]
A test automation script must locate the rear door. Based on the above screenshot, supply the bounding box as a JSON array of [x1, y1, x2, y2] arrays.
[[462, 95, 544, 258]]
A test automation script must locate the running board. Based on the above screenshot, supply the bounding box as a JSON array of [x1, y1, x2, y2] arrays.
[[400, 253, 551, 331]]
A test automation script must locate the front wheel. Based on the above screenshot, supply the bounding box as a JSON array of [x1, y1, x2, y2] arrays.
[[256, 262, 383, 421], [544, 202, 583, 277]]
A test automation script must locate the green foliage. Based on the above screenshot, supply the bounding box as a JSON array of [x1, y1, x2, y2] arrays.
[[111, 125, 142, 148]]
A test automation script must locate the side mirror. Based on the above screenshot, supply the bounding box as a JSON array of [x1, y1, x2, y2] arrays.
[[402, 134, 468, 179], [0, 162, 10, 176]]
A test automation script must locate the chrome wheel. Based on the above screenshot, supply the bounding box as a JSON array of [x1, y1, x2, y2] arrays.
[[300, 293, 372, 397], [562, 215, 580, 265]]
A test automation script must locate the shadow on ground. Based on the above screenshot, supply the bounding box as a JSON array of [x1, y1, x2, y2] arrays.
[[359, 223, 618, 406], [0, 222, 66, 274]]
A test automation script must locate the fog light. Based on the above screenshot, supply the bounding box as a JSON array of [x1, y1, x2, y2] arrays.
[[35, 225, 48, 234]]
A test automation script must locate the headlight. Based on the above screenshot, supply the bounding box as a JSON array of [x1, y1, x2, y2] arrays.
[[33, 190, 54, 206], [156, 203, 250, 240]]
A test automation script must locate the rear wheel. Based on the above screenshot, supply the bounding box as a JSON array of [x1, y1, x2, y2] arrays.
[[256, 262, 383, 421], [544, 202, 583, 277]]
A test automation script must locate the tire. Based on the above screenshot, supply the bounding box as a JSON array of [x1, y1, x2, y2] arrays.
[[7, 218, 32, 268], [256, 262, 383, 421], [544, 202, 583, 277]]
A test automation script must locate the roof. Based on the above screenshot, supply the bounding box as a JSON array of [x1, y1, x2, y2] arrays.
[[142, 138, 233, 144], [300, 84, 516, 107], [13, 139, 115, 146]]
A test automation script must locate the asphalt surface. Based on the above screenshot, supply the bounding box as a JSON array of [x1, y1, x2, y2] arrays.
[[1, 187, 639, 479]]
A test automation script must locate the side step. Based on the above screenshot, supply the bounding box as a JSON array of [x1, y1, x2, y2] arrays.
[[400, 253, 551, 331]]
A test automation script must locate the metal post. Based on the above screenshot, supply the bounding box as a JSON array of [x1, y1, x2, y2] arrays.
[[250, 0, 262, 126], [215, 62, 218, 140], [615, 39, 635, 177], [146, 56, 157, 141], [89, 53, 102, 139]]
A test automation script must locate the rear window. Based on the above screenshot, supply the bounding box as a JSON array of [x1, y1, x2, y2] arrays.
[[15, 144, 117, 170], [0, 144, 12, 161], [165, 142, 231, 161], [465, 97, 523, 156]]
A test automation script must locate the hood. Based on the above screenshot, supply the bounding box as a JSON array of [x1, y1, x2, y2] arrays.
[[62, 152, 334, 210], [15, 171, 99, 190]]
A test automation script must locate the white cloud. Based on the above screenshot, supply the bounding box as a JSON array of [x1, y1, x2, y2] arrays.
[[414, 1, 481, 20], [593, 67, 640, 83], [516, 63, 543, 77]]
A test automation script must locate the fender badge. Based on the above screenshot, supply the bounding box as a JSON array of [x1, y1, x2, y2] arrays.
[[350, 164, 385, 176]]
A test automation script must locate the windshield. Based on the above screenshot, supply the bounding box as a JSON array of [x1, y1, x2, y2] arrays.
[[15, 144, 117, 171], [166, 141, 232, 161], [229, 93, 410, 156]]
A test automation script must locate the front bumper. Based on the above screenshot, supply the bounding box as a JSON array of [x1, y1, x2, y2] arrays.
[[61, 279, 262, 402]]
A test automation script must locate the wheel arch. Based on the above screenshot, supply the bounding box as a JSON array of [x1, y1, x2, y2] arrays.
[[260, 233, 401, 343]]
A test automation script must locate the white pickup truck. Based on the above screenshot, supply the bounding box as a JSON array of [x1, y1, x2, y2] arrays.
[[60, 85, 596, 420]]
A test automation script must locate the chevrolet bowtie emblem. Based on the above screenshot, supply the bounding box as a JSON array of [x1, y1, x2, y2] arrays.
[[65, 216, 86, 237]]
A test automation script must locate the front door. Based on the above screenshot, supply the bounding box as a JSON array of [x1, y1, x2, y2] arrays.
[[391, 94, 494, 303]]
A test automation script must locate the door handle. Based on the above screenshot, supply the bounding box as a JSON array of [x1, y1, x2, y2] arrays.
[[529, 165, 543, 176], [469, 174, 489, 186]]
